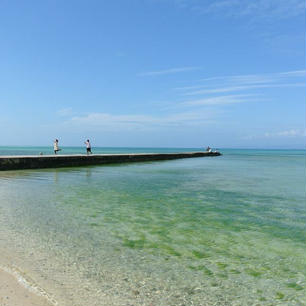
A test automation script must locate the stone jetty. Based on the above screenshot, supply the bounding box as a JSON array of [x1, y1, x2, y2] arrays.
[[0, 152, 221, 171]]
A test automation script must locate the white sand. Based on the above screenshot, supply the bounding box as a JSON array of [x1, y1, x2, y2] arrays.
[[0, 268, 53, 306]]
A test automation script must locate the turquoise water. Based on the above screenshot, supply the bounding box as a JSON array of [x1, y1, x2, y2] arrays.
[[0, 146, 204, 155], [0, 149, 305, 306]]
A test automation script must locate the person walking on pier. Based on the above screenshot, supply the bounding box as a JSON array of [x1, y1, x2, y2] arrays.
[[54, 139, 60, 154], [85, 139, 92, 155]]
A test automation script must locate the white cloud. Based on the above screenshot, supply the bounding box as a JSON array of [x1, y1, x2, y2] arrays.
[[183, 83, 305, 96], [138, 66, 201, 77], [279, 70, 306, 77], [180, 94, 256, 106], [175, 70, 306, 91], [62, 109, 217, 131], [264, 129, 306, 138], [242, 129, 306, 140], [221, 70, 305, 85], [185, 0, 305, 19]]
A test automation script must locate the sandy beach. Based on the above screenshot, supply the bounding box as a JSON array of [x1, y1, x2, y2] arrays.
[[0, 268, 52, 306]]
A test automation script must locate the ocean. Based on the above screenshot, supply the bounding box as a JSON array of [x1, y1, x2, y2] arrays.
[[0, 146, 205, 156], [0, 148, 305, 306]]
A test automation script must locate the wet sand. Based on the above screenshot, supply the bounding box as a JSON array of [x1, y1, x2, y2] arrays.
[[0, 268, 53, 306]]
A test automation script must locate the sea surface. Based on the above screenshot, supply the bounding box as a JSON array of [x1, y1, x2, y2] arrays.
[[0, 146, 203, 155], [0, 148, 305, 306]]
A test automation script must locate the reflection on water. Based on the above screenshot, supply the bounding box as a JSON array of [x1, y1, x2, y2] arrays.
[[53, 170, 59, 184], [0, 150, 305, 306]]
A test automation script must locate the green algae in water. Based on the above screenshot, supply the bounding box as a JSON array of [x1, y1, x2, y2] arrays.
[[245, 268, 263, 278], [287, 282, 304, 291], [216, 262, 228, 269], [188, 265, 214, 276], [192, 250, 210, 259], [275, 291, 285, 299]]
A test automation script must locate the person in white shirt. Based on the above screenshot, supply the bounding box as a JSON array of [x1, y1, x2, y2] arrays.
[[85, 139, 92, 155], [54, 139, 60, 154]]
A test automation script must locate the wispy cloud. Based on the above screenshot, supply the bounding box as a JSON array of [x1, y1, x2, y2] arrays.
[[138, 66, 200, 77], [279, 70, 306, 77], [62, 109, 217, 131], [183, 83, 305, 96], [244, 129, 306, 140], [182, 0, 305, 20], [264, 129, 306, 138], [57, 69, 304, 135], [204, 70, 305, 84], [173, 70, 305, 97], [180, 94, 257, 106], [175, 70, 306, 90]]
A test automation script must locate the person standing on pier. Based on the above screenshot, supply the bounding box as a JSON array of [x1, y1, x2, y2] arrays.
[[85, 139, 92, 155], [54, 139, 60, 154]]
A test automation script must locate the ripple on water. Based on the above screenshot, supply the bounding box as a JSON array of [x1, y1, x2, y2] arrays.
[[0, 150, 305, 305]]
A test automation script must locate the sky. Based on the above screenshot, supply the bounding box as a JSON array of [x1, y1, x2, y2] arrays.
[[0, 0, 305, 148]]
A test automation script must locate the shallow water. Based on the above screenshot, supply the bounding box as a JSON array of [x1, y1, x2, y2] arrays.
[[0, 149, 305, 305]]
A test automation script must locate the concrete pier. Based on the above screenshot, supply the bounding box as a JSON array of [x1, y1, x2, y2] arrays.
[[0, 152, 221, 171]]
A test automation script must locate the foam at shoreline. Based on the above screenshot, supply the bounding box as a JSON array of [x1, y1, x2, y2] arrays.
[[0, 265, 57, 306]]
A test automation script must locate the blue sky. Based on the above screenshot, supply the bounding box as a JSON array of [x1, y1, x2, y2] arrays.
[[0, 0, 305, 148]]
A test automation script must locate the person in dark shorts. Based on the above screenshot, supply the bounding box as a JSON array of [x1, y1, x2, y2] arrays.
[[85, 139, 92, 154]]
